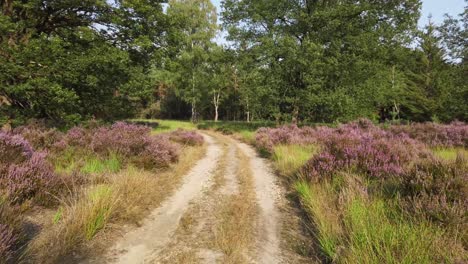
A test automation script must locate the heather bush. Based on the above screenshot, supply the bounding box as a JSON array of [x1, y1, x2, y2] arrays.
[[55, 122, 181, 170], [255, 125, 320, 153], [387, 121, 468, 147], [302, 120, 430, 181], [399, 155, 467, 227], [169, 129, 204, 146], [0, 132, 61, 205], [0, 131, 33, 167], [4, 152, 61, 205], [55, 126, 93, 150], [91, 122, 151, 157], [13, 122, 63, 150], [135, 135, 180, 169]]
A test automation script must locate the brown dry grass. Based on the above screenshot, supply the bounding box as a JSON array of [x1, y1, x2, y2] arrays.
[[213, 145, 257, 264], [24, 145, 206, 263]]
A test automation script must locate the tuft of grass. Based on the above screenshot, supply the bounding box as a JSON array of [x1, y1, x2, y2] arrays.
[[273, 145, 318, 178], [343, 197, 452, 264], [84, 185, 115, 240], [432, 147, 468, 161], [53, 208, 62, 224], [81, 154, 121, 175], [295, 180, 342, 261], [236, 130, 256, 144]]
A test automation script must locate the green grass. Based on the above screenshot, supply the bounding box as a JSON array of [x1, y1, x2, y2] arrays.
[[295, 175, 462, 263], [85, 185, 115, 240], [81, 154, 121, 175], [198, 120, 275, 133], [237, 130, 256, 144], [129, 119, 197, 134], [343, 198, 445, 264], [295, 180, 342, 260], [272, 144, 318, 177], [433, 147, 468, 161]]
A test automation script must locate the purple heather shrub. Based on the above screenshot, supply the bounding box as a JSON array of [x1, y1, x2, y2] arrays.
[[136, 135, 180, 169], [5, 152, 61, 205], [13, 122, 63, 150], [255, 125, 320, 153], [91, 122, 152, 156], [387, 121, 468, 147], [302, 120, 431, 181], [0, 224, 18, 262], [57, 122, 181, 169], [0, 131, 34, 166], [169, 129, 204, 146], [56, 126, 93, 149], [400, 155, 467, 226], [1, 131, 61, 205]]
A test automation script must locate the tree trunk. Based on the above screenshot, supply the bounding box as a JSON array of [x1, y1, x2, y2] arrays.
[[292, 104, 299, 124], [214, 105, 219, 122], [191, 40, 196, 123], [213, 92, 220, 122]]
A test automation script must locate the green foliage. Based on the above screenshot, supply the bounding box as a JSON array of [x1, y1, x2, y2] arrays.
[[1, 0, 466, 126], [0, 0, 166, 126]]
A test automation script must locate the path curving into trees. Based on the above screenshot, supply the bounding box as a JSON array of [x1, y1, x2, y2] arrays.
[[84, 132, 312, 264]]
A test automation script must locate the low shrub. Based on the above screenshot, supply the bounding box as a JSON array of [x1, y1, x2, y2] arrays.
[[0, 132, 61, 205], [135, 135, 180, 169], [255, 125, 321, 154], [169, 129, 204, 146], [91, 122, 151, 157], [55, 122, 181, 170], [0, 131, 33, 167], [400, 155, 467, 227], [5, 152, 61, 205], [12, 122, 63, 150], [387, 121, 468, 147], [302, 120, 430, 181]]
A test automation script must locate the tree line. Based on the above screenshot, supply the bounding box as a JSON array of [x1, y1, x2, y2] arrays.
[[1, 0, 467, 126]]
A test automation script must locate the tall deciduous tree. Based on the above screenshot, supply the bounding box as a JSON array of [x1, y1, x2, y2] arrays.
[[166, 0, 218, 122]]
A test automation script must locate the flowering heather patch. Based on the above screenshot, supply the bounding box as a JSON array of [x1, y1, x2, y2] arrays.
[[387, 121, 468, 147], [0, 131, 34, 167], [400, 155, 467, 226], [13, 123, 63, 150], [136, 135, 180, 169], [255, 119, 433, 181], [56, 122, 181, 169], [302, 120, 430, 181], [255, 125, 322, 153], [169, 129, 204, 146], [0, 224, 18, 262], [5, 152, 60, 205], [0, 131, 61, 205], [91, 122, 152, 156]]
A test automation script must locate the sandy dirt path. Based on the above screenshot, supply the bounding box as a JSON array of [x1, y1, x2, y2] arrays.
[[100, 134, 221, 264], [83, 132, 313, 264], [237, 141, 282, 264]]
